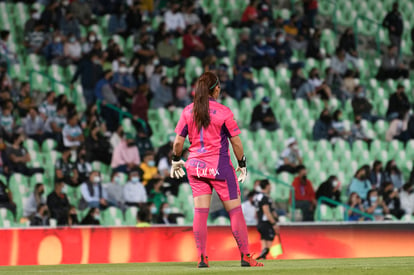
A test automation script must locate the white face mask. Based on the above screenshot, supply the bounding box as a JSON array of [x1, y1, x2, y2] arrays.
[[131, 177, 139, 183], [54, 37, 61, 43], [255, 185, 262, 192], [114, 175, 122, 184], [119, 66, 128, 74], [93, 176, 101, 183], [62, 185, 68, 193], [292, 144, 299, 150], [32, 12, 41, 20], [89, 35, 96, 42], [164, 207, 171, 215], [332, 180, 339, 188]]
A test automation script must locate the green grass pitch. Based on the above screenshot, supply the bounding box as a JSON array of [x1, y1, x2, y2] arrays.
[[0, 257, 413, 275]]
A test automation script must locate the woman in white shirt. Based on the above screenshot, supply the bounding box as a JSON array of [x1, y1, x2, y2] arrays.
[[64, 34, 82, 63]]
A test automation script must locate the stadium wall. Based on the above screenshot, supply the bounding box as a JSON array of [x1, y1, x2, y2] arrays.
[[0, 223, 413, 266]]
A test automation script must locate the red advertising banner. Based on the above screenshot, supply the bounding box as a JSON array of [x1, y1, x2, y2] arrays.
[[0, 223, 413, 266]]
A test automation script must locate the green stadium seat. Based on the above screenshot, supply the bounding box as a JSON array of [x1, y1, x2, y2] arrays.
[[315, 204, 334, 221], [41, 139, 58, 152], [102, 207, 123, 226], [124, 206, 139, 226], [24, 138, 40, 152]]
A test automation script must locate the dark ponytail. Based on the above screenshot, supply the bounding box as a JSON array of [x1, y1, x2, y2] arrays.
[[193, 72, 219, 132]]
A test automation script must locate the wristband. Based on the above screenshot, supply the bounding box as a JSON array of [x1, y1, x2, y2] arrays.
[[238, 155, 246, 168], [172, 154, 181, 161]]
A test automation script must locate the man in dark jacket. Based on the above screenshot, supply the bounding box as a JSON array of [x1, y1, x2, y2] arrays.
[[30, 203, 49, 226], [351, 85, 380, 123], [382, 2, 403, 53], [312, 109, 335, 140], [316, 176, 341, 208], [71, 53, 103, 105], [47, 180, 70, 226], [386, 84, 411, 120], [250, 96, 279, 131]]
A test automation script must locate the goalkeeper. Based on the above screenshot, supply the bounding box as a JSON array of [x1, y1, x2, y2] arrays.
[[170, 72, 263, 268]]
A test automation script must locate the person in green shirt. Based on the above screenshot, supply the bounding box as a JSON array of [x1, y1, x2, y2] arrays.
[[148, 179, 166, 215]]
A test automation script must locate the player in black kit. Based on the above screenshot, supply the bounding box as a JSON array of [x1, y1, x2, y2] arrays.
[[254, 179, 279, 260]]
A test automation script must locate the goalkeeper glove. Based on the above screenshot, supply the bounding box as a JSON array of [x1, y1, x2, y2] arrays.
[[170, 155, 186, 179], [236, 155, 247, 183]]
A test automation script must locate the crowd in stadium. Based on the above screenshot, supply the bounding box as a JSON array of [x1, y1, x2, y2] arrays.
[[0, 0, 414, 227]]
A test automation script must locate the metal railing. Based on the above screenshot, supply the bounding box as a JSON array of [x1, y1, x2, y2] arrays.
[[316, 196, 375, 221]]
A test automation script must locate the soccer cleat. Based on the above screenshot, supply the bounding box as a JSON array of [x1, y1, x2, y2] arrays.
[[197, 254, 209, 268], [256, 248, 269, 260], [241, 253, 264, 267]]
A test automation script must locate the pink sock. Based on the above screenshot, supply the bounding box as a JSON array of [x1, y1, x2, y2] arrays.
[[229, 206, 250, 255], [193, 208, 209, 257]]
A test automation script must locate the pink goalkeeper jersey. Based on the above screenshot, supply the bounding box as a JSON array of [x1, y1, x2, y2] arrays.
[[175, 98, 241, 180]]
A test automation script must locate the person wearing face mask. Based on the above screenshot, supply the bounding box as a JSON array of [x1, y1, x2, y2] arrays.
[[81, 207, 101, 225], [312, 109, 336, 141], [151, 76, 174, 109], [331, 109, 351, 142], [24, 8, 40, 35], [148, 179, 167, 215], [123, 169, 148, 208], [381, 181, 404, 219], [64, 33, 82, 64], [157, 33, 181, 67], [400, 183, 414, 216], [384, 160, 405, 190], [351, 114, 371, 143], [316, 176, 341, 208], [68, 205, 80, 226], [376, 45, 409, 81], [251, 35, 276, 69], [44, 33, 65, 64], [111, 132, 141, 173], [236, 29, 253, 59], [5, 133, 44, 176], [250, 96, 279, 132], [23, 183, 46, 219], [164, 2, 186, 35], [290, 165, 316, 221], [139, 151, 160, 186], [75, 147, 92, 184], [273, 32, 293, 66], [55, 146, 79, 187], [351, 86, 381, 123], [181, 24, 205, 58], [349, 165, 372, 201], [364, 189, 389, 221], [105, 172, 125, 210], [112, 60, 137, 109], [347, 192, 365, 221], [47, 180, 71, 226], [59, 12, 81, 39], [276, 138, 303, 174], [370, 160, 386, 189], [30, 203, 50, 226], [80, 171, 112, 210]]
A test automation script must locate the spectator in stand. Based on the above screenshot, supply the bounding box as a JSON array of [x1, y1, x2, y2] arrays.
[[133, 33, 156, 64], [112, 59, 137, 109], [232, 67, 256, 101], [24, 8, 39, 35], [257, 0, 273, 20], [68, 205, 80, 226], [331, 48, 359, 78], [6, 133, 44, 176], [80, 171, 113, 210], [303, 0, 318, 28], [347, 192, 365, 221], [111, 132, 141, 173], [24, 107, 45, 144], [384, 160, 405, 190], [151, 76, 174, 109], [15, 82, 35, 118], [386, 109, 409, 142], [0, 180, 16, 219], [131, 84, 150, 121], [316, 175, 341, 207], [308, 67, 331, 101], [75, 147, 92, 184], [241, 190, 257, 225], [24, 21, 47, 54], [164, 2, 186, 35], [108, 6, 128, 38], [370, 160, 385, 190], [85, 123, 112, 165], [44, 103, 67, 143], [241, 0, 259, 27], [382, 2, 403, 53], [64, 33, 82, 64], [40, 2, 61, 30], [351, 114, 372, 142], [306, 28, 323, 60], [250, 16, 271, 42], [291, 165, 316, 221], [290, 67, 307, 98], [376, 45, 409, 81], [47, 180, 70, 226], [39, 91, 56, 120], [125, 1, 142, 35], [0, 102, 15, 143], [400, 183, 414, 216], [70, 0, 94, 27], [80, 207, 100, 225], [381, 181, 404, 219], [59, 12, 81, 39], [276, 137, 303, 174], [251, 35, 276, 69], [312, 109, 335, 141], [364, 189, 389, 220], [104, 172, 125, 210], [71, 53, 103, 105], [23, 183, 45, 219], [181, 24, 205, 58], [352, 85, 380, 123], [124, 168, 147, 207], [183, 2, 202, 27], [156, 202, 177, 225], [349, 165, 372, 201], [148, 179, 167, 214], [62, 112, 84, 150], [236, 29, 253, 61], [156, 33, 181, 67], [149, 64, 163, 94], [250, 96, 279, 132], [95, 70, 120, 131], [339, 28, 358, 57], [43, 32, 65, 65], [139, 151, 160, 186], [30, 203, 49, 226], [173, 72, 191, 108], [55, 147, 79, 187], [386, 84, 411, 120], [155, 134, 174, 165], [273, 32, 294, 66], [200, 23, 225, 57], [331, 109, 351, 142]]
